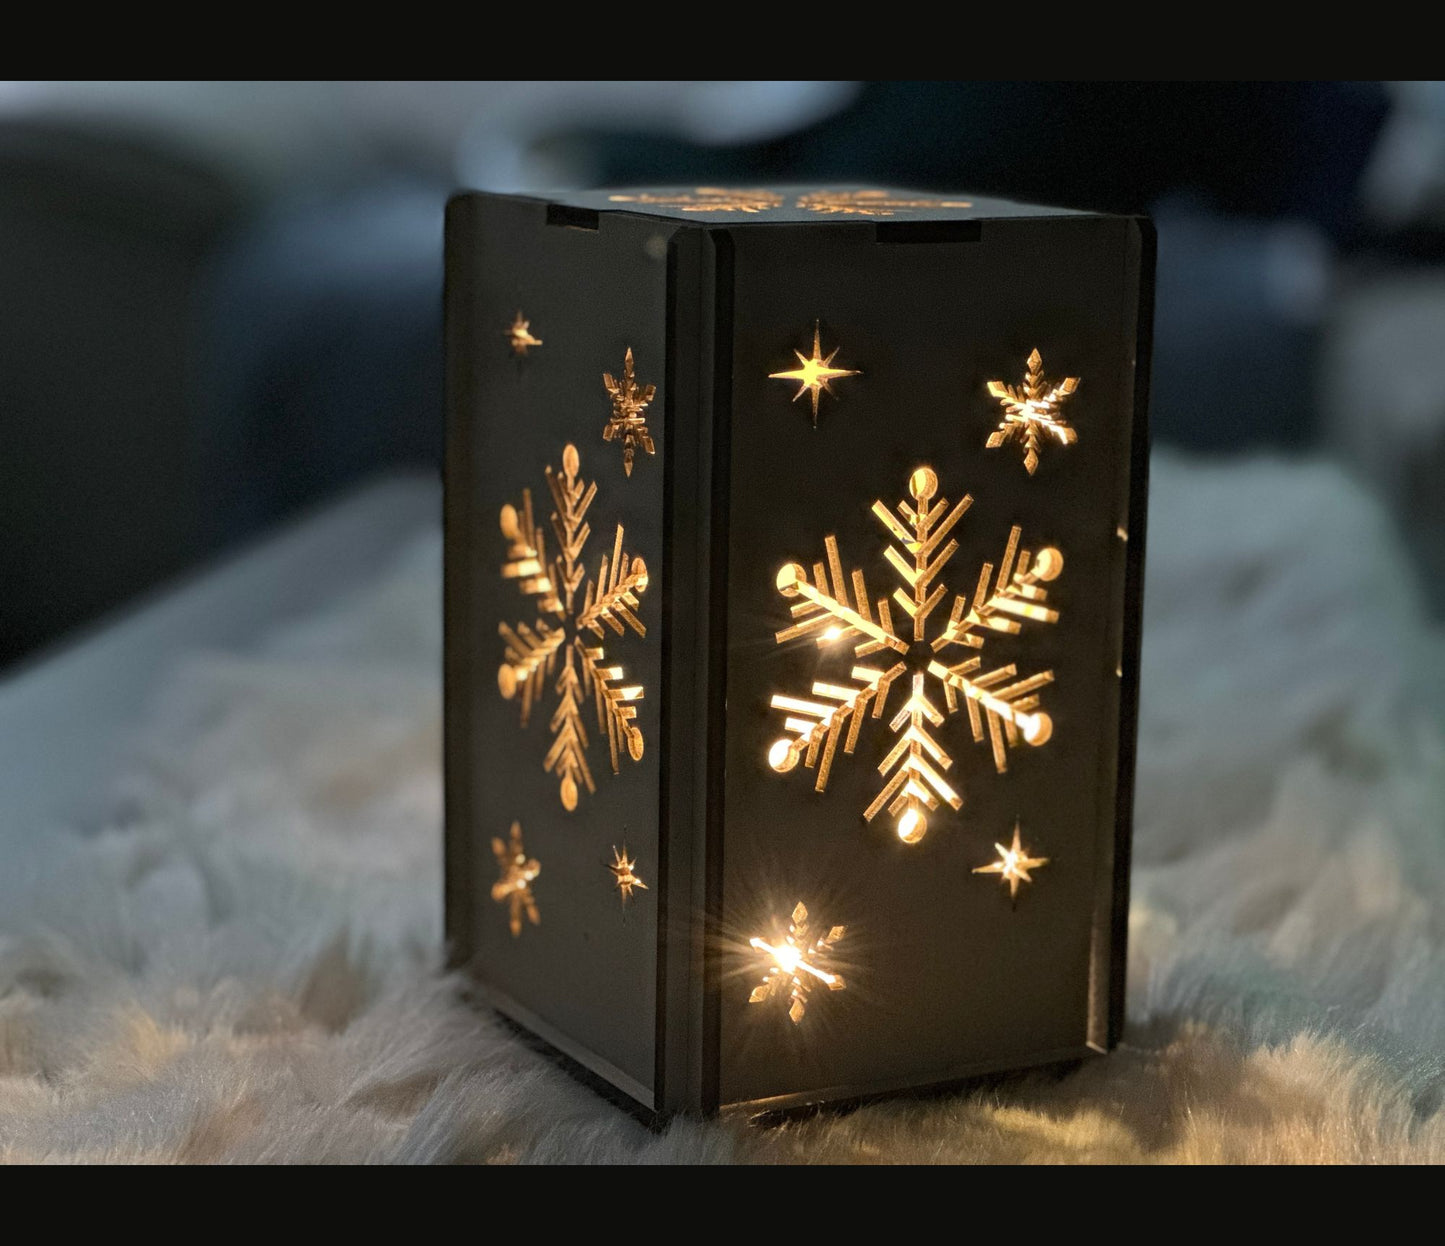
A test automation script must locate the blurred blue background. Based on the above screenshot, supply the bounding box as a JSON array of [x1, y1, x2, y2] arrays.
[[4, 80, 1445, 670]]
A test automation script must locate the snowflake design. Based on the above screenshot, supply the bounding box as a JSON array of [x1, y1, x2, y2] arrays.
[[505, 311, 543, 356], [986, 349, 1080, 475], [748, 902, 846, 1025], [607, 188, 785, 214], [497, 443, 649, 810], [603, 188, 976, 217], [766, 465, 1063, 844], [601, 348, 656, 476], [491, 821, 540, 937], [795, 189, 974, 216]]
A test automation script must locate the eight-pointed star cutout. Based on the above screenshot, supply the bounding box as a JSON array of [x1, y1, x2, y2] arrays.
[[769, 322, 861, 426], [973, 820, 1049, 901]]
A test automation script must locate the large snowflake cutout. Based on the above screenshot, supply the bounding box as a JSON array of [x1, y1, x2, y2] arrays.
[[497, 443, 649, 810], [766, 465, 1063, 844]]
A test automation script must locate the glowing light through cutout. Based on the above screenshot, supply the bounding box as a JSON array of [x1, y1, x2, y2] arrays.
[[986, 349, 1081, 475], [505, 311, 543, 356], [766, 464, 1063, 843], [603, 188, 974, 217], [973, 820, 1049, 900], [607, 188, 786, 213], [602, 348, 656, 476], [748, 902, 846, 1024], [795, 189, 975, 216], [769, 322, 861, 426], [491, 821, 541, 936], [498, 443, 648, 810], [607, 845, 648, 904]]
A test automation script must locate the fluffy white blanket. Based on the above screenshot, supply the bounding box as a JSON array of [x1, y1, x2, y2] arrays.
[[3, 452, 1443, 1163]]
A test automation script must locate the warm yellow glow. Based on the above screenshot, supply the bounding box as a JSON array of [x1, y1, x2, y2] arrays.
[[986, 349, 1081, 475], [607, 844, 648, 904], [748, 902, 846, 1024], [769, 322, 860, 426], [499, 492, 561, 611], [505, 311, 543, 356], [607, 188, 785, 214], [749, 938, 800, 976], [795, 189, 975, 216], [765, 464, 1063, 841], [603, 188, 975, 217], [776, 562, 803, 595], [896, 804, 927, 843], [767, 738, 799, 772], [1031, 547, 1064, 582], [602, 348, 656, 476], [498, 444, 650, 809], [1020, 712, 1052, 746], [973, 820, 1050, 901], [491, 822, 541, 936]]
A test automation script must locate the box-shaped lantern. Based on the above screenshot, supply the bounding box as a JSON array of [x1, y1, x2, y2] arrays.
[[444, 186, 1152, 1117]]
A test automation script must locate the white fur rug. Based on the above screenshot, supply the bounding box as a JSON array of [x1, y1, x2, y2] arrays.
[[3, 451, 1444, 1164]]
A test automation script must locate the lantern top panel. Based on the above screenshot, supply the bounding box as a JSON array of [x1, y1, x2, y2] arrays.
[[494, 185, 1096, 226]]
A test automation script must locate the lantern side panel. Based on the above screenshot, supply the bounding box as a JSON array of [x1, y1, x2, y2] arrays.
[[444, 193, 674, 1106]]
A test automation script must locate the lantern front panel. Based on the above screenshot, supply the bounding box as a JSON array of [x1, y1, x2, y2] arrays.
[[716, 217, 1145, 1109]]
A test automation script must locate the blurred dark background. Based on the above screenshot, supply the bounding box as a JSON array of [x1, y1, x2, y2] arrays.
[[4, 80, 1445, 671]]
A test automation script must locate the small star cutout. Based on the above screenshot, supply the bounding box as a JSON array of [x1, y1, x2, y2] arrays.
[[973, 820, 1049, 901], [606, 844, 648, 904], [769, 322, 861, 426], [506, 311, 543, 356]]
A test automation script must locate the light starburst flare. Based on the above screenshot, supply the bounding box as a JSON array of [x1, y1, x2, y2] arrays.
[[769, 322, 861, 426], [607, 845, 648, 904], [748, 902, 846, 1024], [505, 311, 543, 356], [985, 348, 1080, 475], [766, 464, 1063, 844], [973, 820, 1049, 900], [491, 821, 541, 936]]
